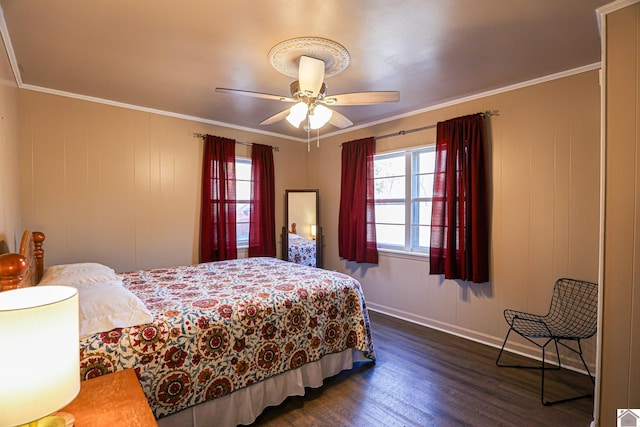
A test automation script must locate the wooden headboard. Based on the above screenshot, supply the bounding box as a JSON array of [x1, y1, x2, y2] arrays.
[[0, 230, 45, 291]]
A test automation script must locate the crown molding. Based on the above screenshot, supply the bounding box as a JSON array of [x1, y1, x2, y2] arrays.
[[19, 83, 306, 143], [1, 5, 602, 144], [597, 0, 640, 35], [598, 0, 639, 15], [17, 63, 603, 144], [0, 3, 22, 86], [323, 62, 602, 140]]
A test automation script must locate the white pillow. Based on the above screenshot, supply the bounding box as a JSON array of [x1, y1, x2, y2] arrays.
[[75, 280, 154, 337], [289, 233, 304, 240], [40, 262, 119, 286]]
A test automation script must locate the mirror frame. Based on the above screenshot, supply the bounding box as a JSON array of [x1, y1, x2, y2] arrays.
[[282, 189, 322, 268]]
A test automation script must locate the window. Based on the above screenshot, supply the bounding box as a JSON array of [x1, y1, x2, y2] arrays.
[[236, 157, 251, 246], [373, 146, 435, 253]]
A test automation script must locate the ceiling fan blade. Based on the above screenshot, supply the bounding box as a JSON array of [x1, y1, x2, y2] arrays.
[[328, 109, 353, 129], [216, 87, 295, 103], [260, 108, 290, 125], [322, 91, 400, 106], [298, 56, 325, 97]]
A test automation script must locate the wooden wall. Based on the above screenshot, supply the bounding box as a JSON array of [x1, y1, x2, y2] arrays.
[[18, 67, 601, 375], [0, 36, 21, 250], [599, 1, 640, 424], [307, 70, 601, 371], [18, 90, 310, 271]]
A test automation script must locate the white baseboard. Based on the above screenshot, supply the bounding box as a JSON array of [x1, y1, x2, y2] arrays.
[[367, 302, 594, 376]]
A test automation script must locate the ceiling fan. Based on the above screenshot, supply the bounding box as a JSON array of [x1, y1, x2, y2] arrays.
[[215, 55, 400, 131]]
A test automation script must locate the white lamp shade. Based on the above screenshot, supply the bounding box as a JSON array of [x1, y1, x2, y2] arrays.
[[309, 104, 333, 130], [0, 286, 80, 426], [311, 225, 317, 238], [286, 102, 308, 128]]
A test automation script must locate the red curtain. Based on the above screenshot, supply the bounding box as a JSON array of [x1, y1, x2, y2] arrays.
[[338, 137, 378, 264], [429, 113, 489, 283], [200, 135, 237, 262], [248, 143, 276, 257]]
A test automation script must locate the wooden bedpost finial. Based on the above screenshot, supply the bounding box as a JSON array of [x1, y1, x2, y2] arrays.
[[33, 231, 46, 284], [0, 253, 29, 291]]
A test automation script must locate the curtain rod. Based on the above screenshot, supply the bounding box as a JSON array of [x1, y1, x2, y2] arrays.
[[374, 110, 499, 141], [193, 133, 280, 151]]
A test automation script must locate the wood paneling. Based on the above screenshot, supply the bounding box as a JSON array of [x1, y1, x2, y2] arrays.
[[311, 71, 601, 372], [599, 1, 640, 424], [0, 36, 21, 249], [18, 90, 311, 271], [17, 63, 602, 417]]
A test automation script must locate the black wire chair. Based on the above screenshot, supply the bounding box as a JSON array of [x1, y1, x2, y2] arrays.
[[495, 278, 598, 405]]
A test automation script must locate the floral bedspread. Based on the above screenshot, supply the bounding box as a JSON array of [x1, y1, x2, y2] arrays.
[[78, 257, 375, 419], [288, 238, 316, 267]]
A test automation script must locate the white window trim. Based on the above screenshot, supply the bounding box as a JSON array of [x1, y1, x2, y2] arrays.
[[236, 156, 251, 248], [374, 145, 435, 256], [377, 247, 430, 261]]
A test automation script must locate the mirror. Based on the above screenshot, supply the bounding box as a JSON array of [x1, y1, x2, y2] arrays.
[[281, 189, 323, 268]]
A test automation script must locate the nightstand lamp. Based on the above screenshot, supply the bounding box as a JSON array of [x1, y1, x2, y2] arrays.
[[0, 286, 80, 427]]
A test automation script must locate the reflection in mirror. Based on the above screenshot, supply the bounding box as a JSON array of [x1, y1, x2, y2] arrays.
[[282, 190, 322, 268]]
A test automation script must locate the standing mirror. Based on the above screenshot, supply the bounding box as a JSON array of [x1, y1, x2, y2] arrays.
[[282, 189, 323, 268]]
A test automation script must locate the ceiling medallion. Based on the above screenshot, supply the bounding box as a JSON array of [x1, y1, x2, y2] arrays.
[[268, 37, 350, 79]]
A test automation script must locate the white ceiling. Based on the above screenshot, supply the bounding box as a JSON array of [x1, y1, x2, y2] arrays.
[[0, 0, 608, 141]]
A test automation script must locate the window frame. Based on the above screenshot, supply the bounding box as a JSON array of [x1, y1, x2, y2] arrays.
[[373, 145, 435, 255], [235, 156, 251, 248]]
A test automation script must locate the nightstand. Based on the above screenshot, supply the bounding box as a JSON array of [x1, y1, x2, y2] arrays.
[[60, 369, 157, 427]]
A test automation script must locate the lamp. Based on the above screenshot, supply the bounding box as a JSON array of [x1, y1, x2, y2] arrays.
[[0, 286, 80, 427], [286, 102, 308, 128], [311, 225, 317, 240], [286, 102, 333, 131], [308, 104, 332, 130]]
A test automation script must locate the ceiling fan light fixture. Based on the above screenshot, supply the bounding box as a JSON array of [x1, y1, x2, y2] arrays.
[[309, 104, 333, 130], [286, 102, 308, 128], [221, 37, 398, 133]]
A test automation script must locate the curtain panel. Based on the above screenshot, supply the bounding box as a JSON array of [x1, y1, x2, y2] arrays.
[[200, 135, 237, 262], [429, 113, 489, 283], [248, 143, 276, 257], [338, 137, 378, 264]]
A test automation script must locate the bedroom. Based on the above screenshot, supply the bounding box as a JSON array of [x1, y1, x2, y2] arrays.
[[0, 1, 638, 426]]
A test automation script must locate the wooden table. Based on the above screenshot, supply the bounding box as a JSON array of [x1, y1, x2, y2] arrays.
[[60, 369, 158, 427]]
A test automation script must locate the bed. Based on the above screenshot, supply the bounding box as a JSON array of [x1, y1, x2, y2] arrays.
[[288, 233, 317, 267], [287, 223, 317, 267], [0, 231, 375, 426]]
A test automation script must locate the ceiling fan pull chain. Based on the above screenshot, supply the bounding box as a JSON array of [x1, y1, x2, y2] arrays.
[[317, 128, 320, 149], [307, 116, 311, 152]]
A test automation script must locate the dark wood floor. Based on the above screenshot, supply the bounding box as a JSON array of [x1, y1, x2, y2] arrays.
[[250, 311, 594, 427]]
